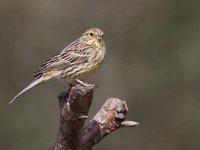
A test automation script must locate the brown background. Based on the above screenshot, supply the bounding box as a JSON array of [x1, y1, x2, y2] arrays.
[[0, 0, 200, 150]]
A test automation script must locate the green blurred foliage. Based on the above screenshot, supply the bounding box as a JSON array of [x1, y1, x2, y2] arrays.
[[0, 0, 200, 150]]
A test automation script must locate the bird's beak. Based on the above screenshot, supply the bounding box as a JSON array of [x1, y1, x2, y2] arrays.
[[97, 34, 103, 40]]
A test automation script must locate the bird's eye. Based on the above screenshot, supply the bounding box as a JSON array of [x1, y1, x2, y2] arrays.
[[90, 33, 93, 36]]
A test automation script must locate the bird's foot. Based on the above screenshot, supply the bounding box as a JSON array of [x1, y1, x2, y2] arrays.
[[75, 79, 97, 88]]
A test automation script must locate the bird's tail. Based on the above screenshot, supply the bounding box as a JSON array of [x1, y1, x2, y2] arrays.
[[9, 77, 44, 104]]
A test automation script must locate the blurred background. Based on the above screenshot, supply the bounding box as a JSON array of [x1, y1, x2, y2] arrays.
[[1, 0, 200, 149]]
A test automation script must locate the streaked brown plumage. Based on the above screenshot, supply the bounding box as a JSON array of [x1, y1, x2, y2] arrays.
[[10, 28, 106, 104]]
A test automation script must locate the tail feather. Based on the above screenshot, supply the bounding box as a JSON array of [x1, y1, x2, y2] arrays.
[[9, 77, 43, 104]]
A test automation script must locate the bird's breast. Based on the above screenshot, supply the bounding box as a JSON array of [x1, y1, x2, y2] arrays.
[[60, 46, 106, 84]]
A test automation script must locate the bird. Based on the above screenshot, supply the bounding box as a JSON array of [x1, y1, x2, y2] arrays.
[[9, 28, 106, 104]]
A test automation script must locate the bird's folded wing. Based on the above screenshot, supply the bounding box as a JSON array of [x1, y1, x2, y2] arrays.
[[33, 44, 92, 78]]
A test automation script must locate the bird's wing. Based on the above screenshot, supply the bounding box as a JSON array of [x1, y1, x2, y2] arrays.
[[33, 41, 92, 78]]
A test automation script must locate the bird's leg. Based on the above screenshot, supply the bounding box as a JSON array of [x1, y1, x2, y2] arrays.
[[76, 79, 97, 87], [76, 79, 88, 86]]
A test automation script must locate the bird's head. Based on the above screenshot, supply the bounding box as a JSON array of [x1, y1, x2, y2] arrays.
[[81, 28, 105, 48]]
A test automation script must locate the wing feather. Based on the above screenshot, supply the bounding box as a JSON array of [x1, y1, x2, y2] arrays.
[[33, 40, 92, 78]]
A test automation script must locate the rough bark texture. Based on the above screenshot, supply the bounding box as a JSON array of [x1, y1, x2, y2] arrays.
[[80, 98, 138, 150], [50, 84, 138, 150]]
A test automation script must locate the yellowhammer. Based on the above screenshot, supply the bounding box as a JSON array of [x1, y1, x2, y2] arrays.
[[10, 28, 106, 104]]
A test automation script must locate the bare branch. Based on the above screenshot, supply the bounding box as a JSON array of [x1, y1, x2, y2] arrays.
[[80, 98, 139, 150], [121, 121, 139, 127], [50, 85, 138, 150], [50, 84, 94, 150]]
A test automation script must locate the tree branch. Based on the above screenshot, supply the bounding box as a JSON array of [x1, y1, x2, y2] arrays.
[[80, 98, 138, 150], [50, 84, 138, 150], [50, 84, 94, 150]]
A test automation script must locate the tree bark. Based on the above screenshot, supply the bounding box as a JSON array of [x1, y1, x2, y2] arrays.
[[50, 84, 138, 150]]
